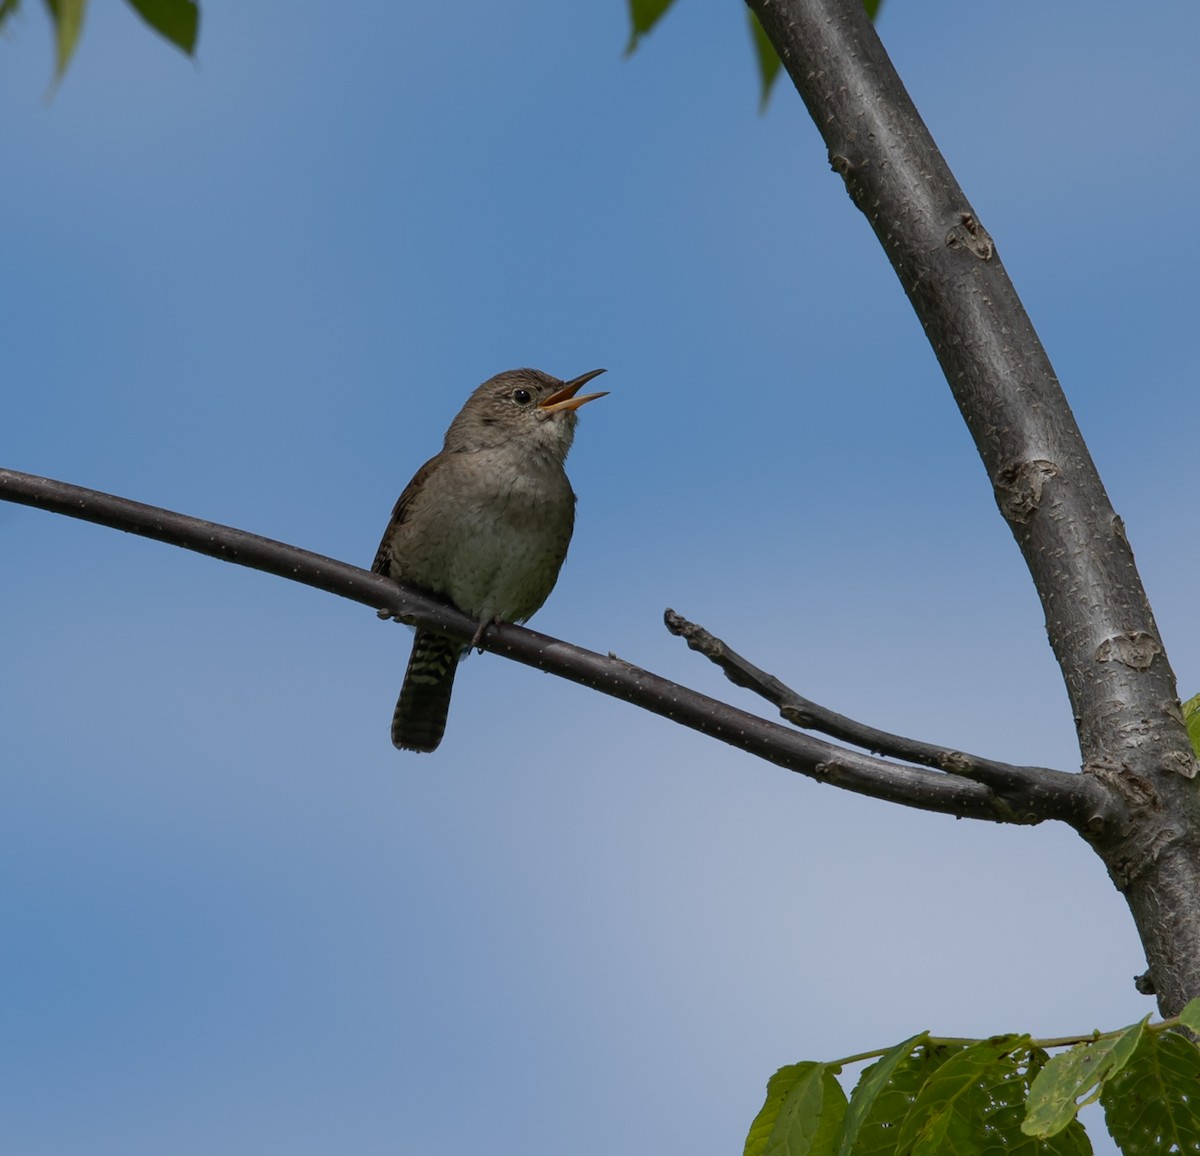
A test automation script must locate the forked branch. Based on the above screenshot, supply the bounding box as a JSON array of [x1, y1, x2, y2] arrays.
[[665, 610, 1064, 789]]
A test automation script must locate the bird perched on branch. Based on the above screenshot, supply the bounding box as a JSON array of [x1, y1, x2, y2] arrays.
[[372, 367, 607, 752]]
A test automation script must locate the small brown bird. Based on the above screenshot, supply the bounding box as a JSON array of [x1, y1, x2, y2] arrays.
[[372, 367, 607, 752]]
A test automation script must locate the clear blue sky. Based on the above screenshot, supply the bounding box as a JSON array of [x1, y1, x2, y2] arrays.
[[3, 2, 1198, 1153]]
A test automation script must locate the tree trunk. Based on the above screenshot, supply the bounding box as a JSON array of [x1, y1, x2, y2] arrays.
[[746, 0, 1200, 1014]]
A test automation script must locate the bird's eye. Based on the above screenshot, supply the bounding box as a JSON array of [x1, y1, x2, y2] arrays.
[[512, 388, 532, 405]]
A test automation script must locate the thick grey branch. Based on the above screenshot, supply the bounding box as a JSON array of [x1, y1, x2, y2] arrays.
[[746, 0, 1192, 779], [2, 465, 1095, 827], [746, 0, 1200, 1012]]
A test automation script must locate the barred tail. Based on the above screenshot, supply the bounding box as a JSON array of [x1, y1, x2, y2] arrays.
[[391, 631, 461, 752]]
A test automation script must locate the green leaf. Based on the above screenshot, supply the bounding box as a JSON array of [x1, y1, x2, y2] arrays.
[[1100, 1029, 1200, 1154], [624, 0, 675, 55], [894, 1036, 1030, 1156], [747, 10, 782, 112], [848, 1043, 966, 1156], [123, 0, 198, 55], [42, 0, 87, 81], [1177, 996, 1200, 1036], [0, 0, 22, 34], [1023, 1018, 1148, 1137], [745, 0, 883, 112], [1183, 693, 1200, 758], [747, 1064, 812, 1156], [744, 1062, 848, 1156], [981, 1046, 1093, 1156], [837, 1033, 928, 1156]]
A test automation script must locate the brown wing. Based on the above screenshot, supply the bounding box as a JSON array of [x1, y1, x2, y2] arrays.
[[371, 454, 441, 575]]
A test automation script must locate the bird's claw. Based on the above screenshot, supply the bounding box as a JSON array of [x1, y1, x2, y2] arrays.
[[377, 608, 409, 623], [470, 616, 502, 653]]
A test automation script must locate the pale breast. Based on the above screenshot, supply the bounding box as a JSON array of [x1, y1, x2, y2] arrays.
[[393, 445, 576, 624]]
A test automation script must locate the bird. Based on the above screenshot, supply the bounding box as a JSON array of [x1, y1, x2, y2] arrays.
[[372, 367, 607, 752]]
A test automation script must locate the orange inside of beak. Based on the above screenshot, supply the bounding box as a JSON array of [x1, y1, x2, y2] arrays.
[[539, 368, 608, 414]]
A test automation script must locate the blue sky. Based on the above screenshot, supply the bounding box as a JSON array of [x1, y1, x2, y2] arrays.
[[3, 1, 1198, 1152]]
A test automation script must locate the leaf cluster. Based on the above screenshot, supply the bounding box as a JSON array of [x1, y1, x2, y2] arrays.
[[746, 1000, 1200, 1155]]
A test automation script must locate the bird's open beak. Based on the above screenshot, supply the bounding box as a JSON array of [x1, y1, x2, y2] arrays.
[[539, 368, 609, 414]]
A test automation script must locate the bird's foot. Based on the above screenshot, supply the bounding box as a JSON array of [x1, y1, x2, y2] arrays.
[[469, 616, 502, 653], [377, 608, 413, 624]]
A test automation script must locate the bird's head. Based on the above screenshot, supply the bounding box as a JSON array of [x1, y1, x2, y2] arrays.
[[446, 367, 608, 459]]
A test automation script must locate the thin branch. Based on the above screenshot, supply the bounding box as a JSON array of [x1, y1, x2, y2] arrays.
[[830, 1011, 1193, 1071], [3, 466, 1107, 829], [664, 609, 1068, 796]]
